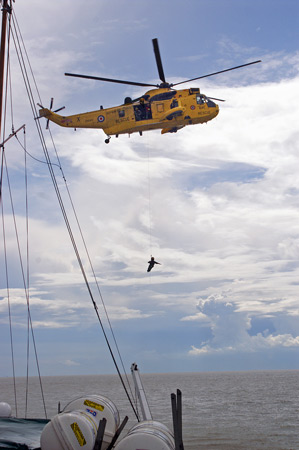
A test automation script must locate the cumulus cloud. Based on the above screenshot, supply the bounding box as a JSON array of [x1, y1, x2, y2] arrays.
[[187, 294, 299, 356]]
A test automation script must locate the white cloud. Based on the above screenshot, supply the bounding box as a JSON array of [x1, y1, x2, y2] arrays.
[[188, 294, 299, 356], [64, 359, 80, 367], [190, 333, 299, 356], [181, 312, 210, 322]]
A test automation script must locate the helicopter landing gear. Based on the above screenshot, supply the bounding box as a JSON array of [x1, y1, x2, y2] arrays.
[[105, 136, 111, 144]]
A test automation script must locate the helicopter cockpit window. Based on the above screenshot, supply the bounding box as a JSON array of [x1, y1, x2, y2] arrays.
[[196, 94, 205, 105], [118, 110, 125, 118]]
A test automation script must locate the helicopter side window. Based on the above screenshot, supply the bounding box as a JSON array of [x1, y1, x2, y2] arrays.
[[118, 110, 125, 118]]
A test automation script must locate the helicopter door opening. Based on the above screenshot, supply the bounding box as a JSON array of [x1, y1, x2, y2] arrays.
[[134, 103, 152, 121]]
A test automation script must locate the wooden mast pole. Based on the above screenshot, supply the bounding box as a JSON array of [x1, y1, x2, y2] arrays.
[[0, 0, 10, 138]]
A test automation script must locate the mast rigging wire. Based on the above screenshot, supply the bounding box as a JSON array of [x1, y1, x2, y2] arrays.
[[0, 152, 18, 417], [2, 149, 48, 419], [7, 4, 139, 420], [1, 3, 47, 418], [48, 125, 136, 409]]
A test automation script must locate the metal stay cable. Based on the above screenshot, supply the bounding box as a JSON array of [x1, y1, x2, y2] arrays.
[[2, 149, 48, 419], [13, 5, 137, 415], [23, 128, 31, 419], [13, 125, 138, 420], [0, 4, 18, 416], [7, 11, 48, 419], [0, 151, 18, 417], [47, 126, 136, 407], [11, 6, 139, 420]]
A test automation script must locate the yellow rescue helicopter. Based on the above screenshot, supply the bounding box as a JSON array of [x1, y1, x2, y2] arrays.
[[39, 39, 261, 144]]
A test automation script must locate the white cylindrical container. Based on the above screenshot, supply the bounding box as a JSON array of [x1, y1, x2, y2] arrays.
[[0, 402, 12, 418], [114, 420, 175, 450], [63, 394, 120, 438], [40, 410, 97, 450], [40, 394, 120, 450]]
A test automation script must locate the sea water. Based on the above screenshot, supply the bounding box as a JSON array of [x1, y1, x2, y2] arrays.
[[0, 370, 298, 450]]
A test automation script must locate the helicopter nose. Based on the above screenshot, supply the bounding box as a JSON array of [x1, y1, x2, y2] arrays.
[[211, 104, 219, 118]]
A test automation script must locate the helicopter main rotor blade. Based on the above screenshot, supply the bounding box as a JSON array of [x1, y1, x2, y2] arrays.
[[65, 72, 157, 88], [206, 96, 225, 102], [172, 60, 262, 87], [152, 38, 166, 84]]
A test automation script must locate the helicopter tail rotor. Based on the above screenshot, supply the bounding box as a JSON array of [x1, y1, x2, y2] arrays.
[[45, 98, 65, 129]]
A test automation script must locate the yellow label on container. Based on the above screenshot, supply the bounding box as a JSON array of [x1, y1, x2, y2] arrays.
[[84, 399, 104, 411], [71, 422, 86, 447]]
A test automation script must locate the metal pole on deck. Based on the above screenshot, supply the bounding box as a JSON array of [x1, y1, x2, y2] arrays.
[[171, 389, 184, 450], [93, 418, 107, 450], [131, 362, 152, 421]]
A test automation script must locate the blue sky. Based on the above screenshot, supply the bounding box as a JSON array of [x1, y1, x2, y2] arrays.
[[1, 0, 299, 376]]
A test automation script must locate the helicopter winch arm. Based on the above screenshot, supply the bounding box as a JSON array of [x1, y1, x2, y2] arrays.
[[65, 72, 158, 88], [172, 60, 262, 86]]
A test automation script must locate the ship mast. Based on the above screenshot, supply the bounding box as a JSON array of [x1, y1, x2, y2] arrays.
[[0, 0, 11, 137]]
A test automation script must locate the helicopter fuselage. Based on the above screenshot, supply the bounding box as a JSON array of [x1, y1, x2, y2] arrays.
[[39, 87, 219, 140]]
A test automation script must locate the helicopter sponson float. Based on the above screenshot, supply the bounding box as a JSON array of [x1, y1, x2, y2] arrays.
[[39, 39, 261, 143]]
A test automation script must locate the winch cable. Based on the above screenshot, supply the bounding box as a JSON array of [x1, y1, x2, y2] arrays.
[[11, 8, 139, 420], [147, 144, 153, 259]]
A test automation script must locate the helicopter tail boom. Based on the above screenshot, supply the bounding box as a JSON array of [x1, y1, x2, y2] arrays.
[[39, 107, 73, 128], [38, 107, 106, 129]]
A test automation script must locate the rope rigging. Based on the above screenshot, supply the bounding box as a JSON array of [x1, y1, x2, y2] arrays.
[[1, 141, 48, 419], [1, 2, 140, 421], [0, 2, 46, 418], [0, 152, 18, 417]]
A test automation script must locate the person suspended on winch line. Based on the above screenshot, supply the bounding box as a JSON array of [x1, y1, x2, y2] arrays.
[[147, 256, 161, 272]]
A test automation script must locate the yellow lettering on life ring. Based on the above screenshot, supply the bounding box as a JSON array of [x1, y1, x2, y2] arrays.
[[71, 422, 86, 447], [84, 399, 104, 411]]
